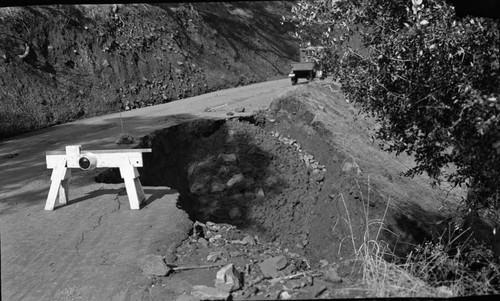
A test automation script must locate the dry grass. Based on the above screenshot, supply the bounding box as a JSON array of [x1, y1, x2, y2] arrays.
[[338, 177, 500, 297], [339, 179, 440, 297]]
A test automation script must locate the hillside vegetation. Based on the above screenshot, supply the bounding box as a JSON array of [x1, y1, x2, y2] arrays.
[[0, 2, 298, 139]]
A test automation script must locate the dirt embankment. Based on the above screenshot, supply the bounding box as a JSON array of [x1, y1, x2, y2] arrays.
[[96, 81, 472, 264], [0, 2, 298, 138]]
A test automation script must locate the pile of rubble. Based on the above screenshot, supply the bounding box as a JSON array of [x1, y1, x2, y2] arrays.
[[139, 221, 365, 300], [155, 118, 328, 253]]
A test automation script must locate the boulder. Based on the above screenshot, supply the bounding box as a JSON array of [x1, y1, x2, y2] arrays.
[[256, 188, 265, 199], [311, 168, 326, 182], [215, 264, 242, 293], [219, 153, 237, 163], [242, 235, 256, 245], [226, 173, 244, 187], [323, 267, 342, 283], [139, 254, 168, 276], [259, 255, 287, 278]]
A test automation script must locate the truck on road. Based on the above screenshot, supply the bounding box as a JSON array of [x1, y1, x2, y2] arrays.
[[288, 47, 326, 85]]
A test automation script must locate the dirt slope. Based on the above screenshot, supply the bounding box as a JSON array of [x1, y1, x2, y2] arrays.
[[95, 79, 468, 264], [0, 2, 298, 138]]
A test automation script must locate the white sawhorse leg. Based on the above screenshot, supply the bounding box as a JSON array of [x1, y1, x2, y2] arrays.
[[119, 162, 146, 210], [45, 159, 71, 211]]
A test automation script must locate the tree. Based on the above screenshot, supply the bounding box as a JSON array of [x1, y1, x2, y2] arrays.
[[288, 0, 500, 211]]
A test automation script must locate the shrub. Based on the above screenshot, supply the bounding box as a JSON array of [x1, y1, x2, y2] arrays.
[[404, 232, 500, 295], [288, 0, 500, 211]]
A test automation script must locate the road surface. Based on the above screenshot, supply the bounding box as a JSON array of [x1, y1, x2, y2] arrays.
[[0, 78, 292, 300]]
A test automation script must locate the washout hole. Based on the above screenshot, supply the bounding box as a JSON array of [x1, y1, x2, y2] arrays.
[[95, 117, 321, 249]]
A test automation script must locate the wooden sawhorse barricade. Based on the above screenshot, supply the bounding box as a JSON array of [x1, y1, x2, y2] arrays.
[[45, 145, 152, 210]]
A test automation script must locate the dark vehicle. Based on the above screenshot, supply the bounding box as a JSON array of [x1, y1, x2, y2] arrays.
[[289, 47, 326, 85]]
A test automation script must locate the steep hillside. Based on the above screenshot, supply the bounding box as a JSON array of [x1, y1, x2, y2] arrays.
[[0, 2, 298, 138]]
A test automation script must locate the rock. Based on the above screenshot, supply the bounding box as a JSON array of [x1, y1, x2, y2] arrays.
[[198, 237, 209, 248], [209, 234, 223, 244], [231, 193, 244, 201], [207, 251, 222, 262], [211, 182, 226, 193], [259, 255, 288, 278], [187, 163, 197, 176], [226, 129, 236, 142], [311, 168, 326, 182], [280, 263, 296, 275], [226, 112, 234, 116], [310, 161, 320, 169], [288, 279, 303, 289], [264, 176, 278, 187], [206, 221, 217, 230], [215, 264, 242, 293], [231, 239, 247, 245], [278, 291, 292, 300], [226, 173, 244, 187], [341, 159, 361, 175], [219, 153, 237, 163], [193, 221, 208, 238], [306, 275, 314, 286], [191, 285, 230, 300], [269, 99, 281, 112], [242, 235, 256, 245], [256, 188, 265, 199], [205, 230, 215, 239], [116, 134, 135, 145], [303, 154, 314, 165], [243, 286, 259, 297], [228, 207, 241, 219], [234, 107, 245, 113], [139, 254, 168, 276], [323, 267, 342, 283], [319, 259, 329, 268], [190, 182, 207, 195]]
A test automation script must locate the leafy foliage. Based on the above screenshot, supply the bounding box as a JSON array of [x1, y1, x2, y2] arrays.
[[288, 0, 500, 210]]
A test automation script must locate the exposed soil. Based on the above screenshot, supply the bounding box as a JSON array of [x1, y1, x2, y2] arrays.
[[91, 80, 500, 300], [0, 2, 298, 138], [97, 117, 324, 253], [96, 80, 468, 260]]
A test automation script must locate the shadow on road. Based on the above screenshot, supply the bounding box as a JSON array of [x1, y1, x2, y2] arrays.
[[53, 188, 125, 210], [0, 113, 201, 207]]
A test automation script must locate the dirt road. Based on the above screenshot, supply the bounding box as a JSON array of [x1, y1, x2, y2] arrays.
[[0, 78, 293, 300]]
